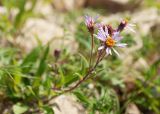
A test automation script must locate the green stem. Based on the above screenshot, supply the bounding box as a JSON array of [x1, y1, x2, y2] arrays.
[[61, 49, 105, 93]]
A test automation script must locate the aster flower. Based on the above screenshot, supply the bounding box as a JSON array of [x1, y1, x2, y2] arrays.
[[85, 15, 98, 34], [95, 27, 127, 56], [117, 19, 136, 33]]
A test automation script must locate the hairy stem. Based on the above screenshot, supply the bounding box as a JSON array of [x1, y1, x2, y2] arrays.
[[89, 33, 94, 68], [62, 49, 105, 93]]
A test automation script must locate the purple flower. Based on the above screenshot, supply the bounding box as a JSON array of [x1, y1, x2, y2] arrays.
[[85, 15, 98, 34], [117, 19, 136, 33], [95, 26, 127, 56]]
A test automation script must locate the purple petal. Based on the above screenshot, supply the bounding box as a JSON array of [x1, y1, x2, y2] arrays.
[[109, 48, 112, 55], [100, 27, 107, 38], [112, 32, 122, 41], [106, 48, 112, 55], [84, 15, 94, 26], [96, 23, 103, 29], [95, 34, 105, 41], [98, 46, 104, 50], [95, 28, 107, 41]]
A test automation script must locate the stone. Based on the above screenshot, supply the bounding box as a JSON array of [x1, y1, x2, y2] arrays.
[[52, 0, 86, 12], [132, 8, 160, 36], [50, 95, 85, 114], [87, 0, 142, 13], [125, 103, 141, 114], [14, 0, 78, 53], [16, 18, 63, 52]]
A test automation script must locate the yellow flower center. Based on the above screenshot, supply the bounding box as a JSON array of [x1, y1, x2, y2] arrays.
[[105, 36, 115, 47]]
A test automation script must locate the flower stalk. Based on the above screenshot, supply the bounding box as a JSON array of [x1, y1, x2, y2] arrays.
[[52, 15, 135, 93], [62, 49, 105, 93], [89, 33, 94, 68]]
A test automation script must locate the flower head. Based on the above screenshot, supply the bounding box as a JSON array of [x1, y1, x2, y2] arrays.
[[95, 27, 127, 56], [106, 24, 115, 36], [85, 15, 98, 34], [117, 19, 136, 33]]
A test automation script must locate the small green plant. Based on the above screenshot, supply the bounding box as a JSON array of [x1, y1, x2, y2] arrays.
[[0, 1, 160, 113]]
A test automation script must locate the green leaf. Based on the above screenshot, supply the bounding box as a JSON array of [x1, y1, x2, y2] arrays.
[[146, 58, 160, 80], [74, 91, 91, 106], [58, 67, 65, 87], [13, 103, 28, 114], [64, 73, 79, 87], [36, 45, 49, 76], [42, 105, 54, 114], [21, 47, 41, 73], [14, 0, 26, 28]]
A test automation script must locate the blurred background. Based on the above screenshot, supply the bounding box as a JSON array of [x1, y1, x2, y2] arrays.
[[0, 0, 160, 114]]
